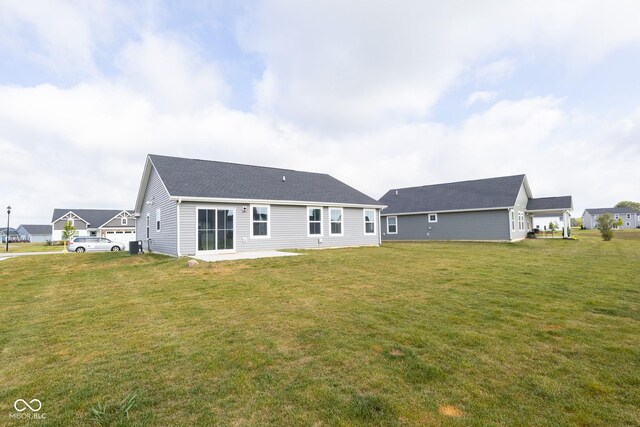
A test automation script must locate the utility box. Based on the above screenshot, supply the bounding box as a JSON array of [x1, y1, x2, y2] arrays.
[[129, 240, 143, 255]]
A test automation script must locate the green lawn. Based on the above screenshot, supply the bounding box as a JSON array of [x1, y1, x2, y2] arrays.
[[4, 242, 63, 253], [1, 230, 639, 426]]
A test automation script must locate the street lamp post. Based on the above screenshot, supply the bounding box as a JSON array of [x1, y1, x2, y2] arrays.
[[5, 206, 11, 252]]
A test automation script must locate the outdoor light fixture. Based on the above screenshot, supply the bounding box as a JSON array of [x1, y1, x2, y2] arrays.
[[5, 205, 11, 252]]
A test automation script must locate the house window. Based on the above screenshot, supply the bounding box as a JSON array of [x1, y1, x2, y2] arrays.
[[614, 214, 619, 219], [626, 222, 630, 227], [156, 209, 161, 231], [626, 214, 631, 219], [251, 205, 270, 238], [146, 214, 150, 239], [518, 212, 525, 231], [387, 216, 397, 234], [121, 217, 128, 226], [511, 210, 515, 231], [329, 208, 343, 236], [428, 213, 438, 223], [308, 207, 322, 236], [67, 219, 74, 227], [364, 209, 376, 234]]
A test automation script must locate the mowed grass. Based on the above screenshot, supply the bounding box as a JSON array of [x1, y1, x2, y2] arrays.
[[1, 230, 639, 426], [4, 242, 63, 253]]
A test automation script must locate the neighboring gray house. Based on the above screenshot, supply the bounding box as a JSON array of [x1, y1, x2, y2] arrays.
[[582, 208, 640, 230], [51, 209, 136, 244], [134, 154, 384, 256], [0, 227, 20, 243], [16, 224, 52, 242], [379, 174, 573, 241]]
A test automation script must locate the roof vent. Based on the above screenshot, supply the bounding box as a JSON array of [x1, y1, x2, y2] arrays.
[[282, 175, 286, 182]]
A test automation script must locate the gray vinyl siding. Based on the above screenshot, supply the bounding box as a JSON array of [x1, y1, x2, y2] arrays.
[[101, 217, 136, 229], [178, 203, 380, 256], [53, 219, 87, 230], [381, 210, 510, 241], [511, 183, 529, 240], [136, 166, 177, 255]]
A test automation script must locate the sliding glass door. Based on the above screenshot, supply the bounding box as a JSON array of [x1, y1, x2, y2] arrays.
[[197, 208, 235, 252]]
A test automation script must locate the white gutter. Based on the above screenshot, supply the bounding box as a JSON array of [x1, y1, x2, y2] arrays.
[[381, 206, 513, 216], [176, 198, 181, 257], [170, 195, 385, 210]]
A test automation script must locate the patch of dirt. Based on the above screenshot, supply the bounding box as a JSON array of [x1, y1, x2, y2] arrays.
[[541, 324, 562, 331], [389, 348, 405, 357], [439, 405, 463, 417]]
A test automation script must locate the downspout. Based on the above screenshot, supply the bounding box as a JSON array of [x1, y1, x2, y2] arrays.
[[378, 209, 382, 246], [176, 198, 181, 256]]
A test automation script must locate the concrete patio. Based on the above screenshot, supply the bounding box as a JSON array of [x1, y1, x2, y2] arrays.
[[191, 250, 301, 263]]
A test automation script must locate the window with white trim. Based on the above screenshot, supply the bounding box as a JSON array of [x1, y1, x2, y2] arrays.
[[511, 210, 515, 231], [146, 214, 150, 239], [626, 214, 631, 219], [121, 217, 128, 226], [308, 207, 322, 236], [156, 208, 161, 231], [364, 209, 376, 234], [518, 211, 525, 231], [251, 205, 270, 238], [428, 213, 438, 223], [387, 216, 397, 234], [329, 208, 343, 236]]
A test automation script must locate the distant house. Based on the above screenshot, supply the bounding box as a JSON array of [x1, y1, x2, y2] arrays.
[[51, 209, 136, 244], [379, 174, 573, 241], [0, 227, 20, 243], [16, 224, 52, 243], [582, 208, 640, 230], [134, 154, 384, 256]]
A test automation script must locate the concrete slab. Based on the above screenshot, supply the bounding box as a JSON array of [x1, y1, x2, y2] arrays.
[[0, 251, 64, 257], [191, 250, 301, 263]]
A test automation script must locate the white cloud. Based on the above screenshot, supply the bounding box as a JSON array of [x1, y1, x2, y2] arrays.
[[465, 91, 498, 107], [475, 59, 517, 83]]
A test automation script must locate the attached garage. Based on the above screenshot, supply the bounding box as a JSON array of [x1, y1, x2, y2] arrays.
[[104, 230, 136, 245]]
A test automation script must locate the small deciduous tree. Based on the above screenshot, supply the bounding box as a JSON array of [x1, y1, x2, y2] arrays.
[[62, 221, 76, 252], [548, 221, 558, 237], [596, 213, 623, 241]]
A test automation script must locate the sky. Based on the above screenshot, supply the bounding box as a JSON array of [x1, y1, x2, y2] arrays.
[[1, 0, 639, 227]]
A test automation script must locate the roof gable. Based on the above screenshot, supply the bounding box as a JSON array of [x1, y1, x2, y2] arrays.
[[379, 175, 526, 215], [144, 154, 381, 207], [51, 209, 134, 228]]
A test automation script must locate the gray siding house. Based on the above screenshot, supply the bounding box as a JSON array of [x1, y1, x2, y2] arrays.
[[134, 154, 384, 256], [582, 208, 640, 230], [51, 209, 136, 244], [16, 224, 52, 242], [379, 175, 573, 241]]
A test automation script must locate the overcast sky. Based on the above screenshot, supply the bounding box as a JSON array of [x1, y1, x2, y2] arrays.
[[1, 1, 640, 226]]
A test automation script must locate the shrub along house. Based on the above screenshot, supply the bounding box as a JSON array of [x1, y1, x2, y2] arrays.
[[51, 209, 136, 244], [379, 174, 573, 241], [134, 154, 384, 256]]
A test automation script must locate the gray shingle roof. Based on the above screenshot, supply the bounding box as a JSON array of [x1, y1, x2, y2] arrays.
[[51, 209, 133, 228], [526, 196, 572, 211], [0, 227, 19, 236], [19, 224, 51, 235], [148, 154, 382, 206], [583, 207, 640, 215], [379, 174, 526, 215]]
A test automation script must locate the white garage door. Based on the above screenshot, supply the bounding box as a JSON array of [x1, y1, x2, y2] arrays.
[[105, 231, 137, 245]]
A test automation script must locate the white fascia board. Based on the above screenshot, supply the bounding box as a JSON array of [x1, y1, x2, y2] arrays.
[[381, 206, 512, 216], [170, 196, 385, 210]]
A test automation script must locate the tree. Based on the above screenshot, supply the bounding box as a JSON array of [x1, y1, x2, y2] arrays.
[[548, 221, 558, 237], [571, 217, 583, 228], [596, 213, 623, 241], [615, 201, 640, 211], [61, 221, 76, 253]]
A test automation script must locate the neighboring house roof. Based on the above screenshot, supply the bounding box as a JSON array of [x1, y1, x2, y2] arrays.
[[139, 154, 382, 209], [583, 207, 640, 215], [18, 224, 51, 235], [51, 209, 134, 228], [0, 227, 19, 236], [526, 196, 573, 211], [379, 174, 528, 215]]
